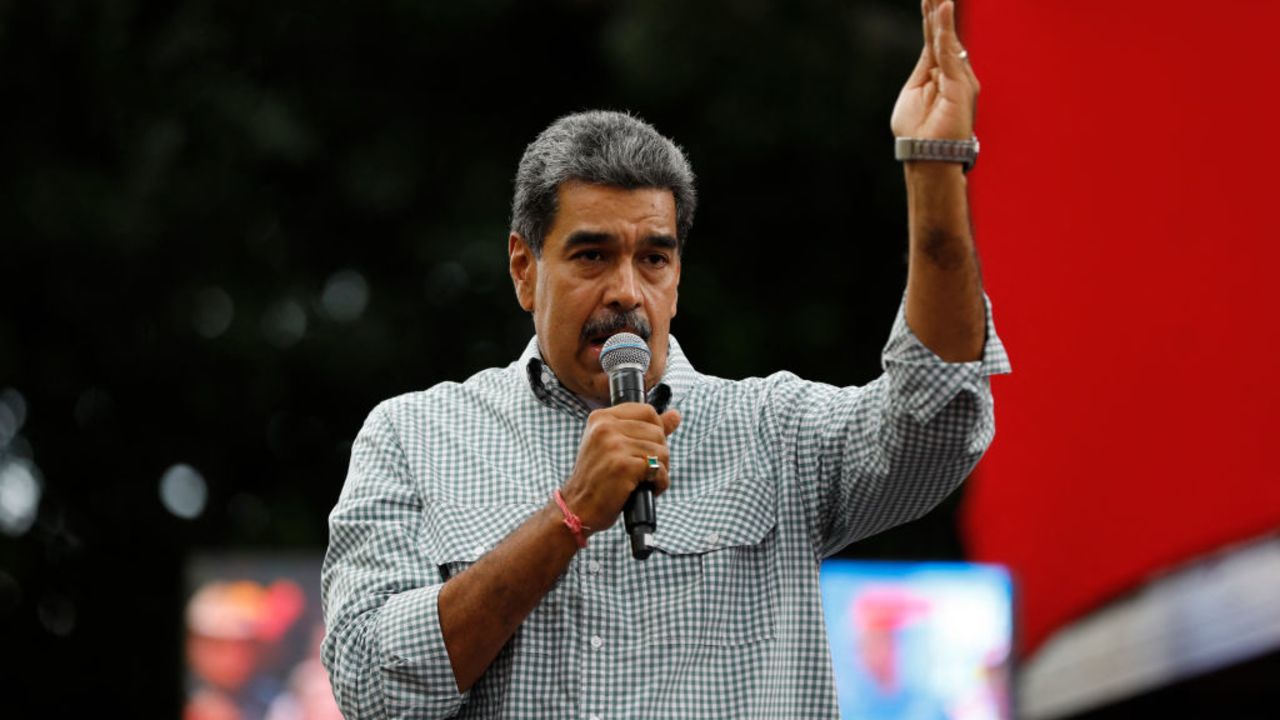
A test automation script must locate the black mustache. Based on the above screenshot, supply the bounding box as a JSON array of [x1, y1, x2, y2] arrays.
[[581, 310, 652, 342]]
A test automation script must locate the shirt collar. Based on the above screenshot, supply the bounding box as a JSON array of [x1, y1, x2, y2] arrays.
[[518, 335, 699, 416]]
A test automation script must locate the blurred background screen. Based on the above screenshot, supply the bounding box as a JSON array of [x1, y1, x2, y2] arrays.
[[184, 552, 340, 720], [820, 559, 1014, 720]]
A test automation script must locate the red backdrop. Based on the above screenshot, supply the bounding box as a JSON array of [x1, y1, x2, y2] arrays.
[[960, 1, 1280, 656]]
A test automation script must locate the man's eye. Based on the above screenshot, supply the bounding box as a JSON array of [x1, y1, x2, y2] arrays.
[[645, 254, 670, 267], [575, 250, 604, 262]]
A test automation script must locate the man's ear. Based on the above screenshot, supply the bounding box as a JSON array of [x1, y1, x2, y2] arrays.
[[509, 232, 537, 312]]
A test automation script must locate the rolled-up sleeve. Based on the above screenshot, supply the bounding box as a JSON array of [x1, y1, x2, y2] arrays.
[[765, 294, 1010, 558], [882, 294, 1010, 425], [321, 402, 469, 719]]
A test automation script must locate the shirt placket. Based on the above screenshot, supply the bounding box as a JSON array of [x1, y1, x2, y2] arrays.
[[537, 385, 603, 719], [526, 352, 666, 719], [576, 527, 623, 720]]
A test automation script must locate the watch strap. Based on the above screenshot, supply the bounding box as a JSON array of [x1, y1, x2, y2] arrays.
[[895, 136, 980, 173]]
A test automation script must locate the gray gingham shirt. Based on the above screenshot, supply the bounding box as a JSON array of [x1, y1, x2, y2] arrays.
[[322, 299, 1009, 719]]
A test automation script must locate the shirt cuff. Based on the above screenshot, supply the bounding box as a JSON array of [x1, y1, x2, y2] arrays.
[[882, 293, 1011, 424], [375, 583, 470, 717]]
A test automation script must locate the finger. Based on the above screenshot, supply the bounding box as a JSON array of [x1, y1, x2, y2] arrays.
[[608, 439, 666, 477], [596, 402, 662, 423], [959, 42, 980, 91], [905, 40, 931, 89], [592, 405, 664, 437], [611, 418, 668, 445], [925, 67, 940, 106], [923, 0, 938, 62], [905, 0, 934, 87], [934, 1, 966, 81], [936, 1, 978, 122], [635, 448, 671, 495], [660, 409, 682, 436]]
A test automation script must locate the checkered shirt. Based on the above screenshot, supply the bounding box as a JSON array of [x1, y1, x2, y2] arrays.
[[322, 298, 1010, 719]]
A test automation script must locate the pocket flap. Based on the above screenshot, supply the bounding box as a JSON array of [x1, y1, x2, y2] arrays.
[[419, 502, 536, 563], [649, 477, 776, 555]]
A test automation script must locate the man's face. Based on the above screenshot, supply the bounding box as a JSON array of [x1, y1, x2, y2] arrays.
[[509, 180, 681, 406]]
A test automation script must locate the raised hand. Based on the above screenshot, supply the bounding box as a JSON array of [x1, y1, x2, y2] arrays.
[[891, 0, 979, 141]]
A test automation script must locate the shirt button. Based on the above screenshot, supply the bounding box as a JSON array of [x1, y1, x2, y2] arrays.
[[472, 544, 486, 557], [588, 560, 602, 575], [589, 635, 603, 649], [705, 532, 721, 546]]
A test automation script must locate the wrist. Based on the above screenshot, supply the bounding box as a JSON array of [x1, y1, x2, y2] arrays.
[[535, 502, 585, 555], [904, 162, 969, 218], [551, 489, 593, 549], [895, 136, 979, 173], [903, 161, 966, 185]]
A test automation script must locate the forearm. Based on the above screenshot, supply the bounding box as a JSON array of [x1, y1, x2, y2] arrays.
[[903, 162, 985, 362], [439, 501, 580, 691]]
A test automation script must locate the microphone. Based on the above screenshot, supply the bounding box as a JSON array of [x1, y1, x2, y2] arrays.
[[600, 332, 656, 560]]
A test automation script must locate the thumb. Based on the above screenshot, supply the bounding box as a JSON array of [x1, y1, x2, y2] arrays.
[[661, 409, 682, 436]]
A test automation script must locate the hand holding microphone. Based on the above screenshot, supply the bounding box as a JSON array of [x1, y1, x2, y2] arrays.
[[557, 333, 679, 560]]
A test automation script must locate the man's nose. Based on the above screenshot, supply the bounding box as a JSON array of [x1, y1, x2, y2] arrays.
[[604, 263, 642, 310]]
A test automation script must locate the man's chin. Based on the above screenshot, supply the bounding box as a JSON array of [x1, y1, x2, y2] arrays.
[[579, 379, 611, 407], [563, 351, 607, 402]]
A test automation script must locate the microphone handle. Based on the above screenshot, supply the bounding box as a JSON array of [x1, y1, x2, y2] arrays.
[[609, 367, 656, 560], [623, 483, 655, 560]]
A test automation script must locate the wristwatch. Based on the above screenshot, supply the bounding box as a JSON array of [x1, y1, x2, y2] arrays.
[[894, 136, 980, 173]]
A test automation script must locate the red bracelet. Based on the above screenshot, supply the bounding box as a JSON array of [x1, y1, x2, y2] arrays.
[[552, 489, 590, 549]]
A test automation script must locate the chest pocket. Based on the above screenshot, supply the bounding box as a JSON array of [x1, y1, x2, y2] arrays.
[[638, 474, 779, 647], [419, 502, 569, 657]]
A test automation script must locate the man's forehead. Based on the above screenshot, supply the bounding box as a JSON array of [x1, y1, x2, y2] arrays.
[[551, 181, 677, 234]]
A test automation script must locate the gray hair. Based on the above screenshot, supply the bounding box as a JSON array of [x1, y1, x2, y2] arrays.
[[511, 110, 697, 256]]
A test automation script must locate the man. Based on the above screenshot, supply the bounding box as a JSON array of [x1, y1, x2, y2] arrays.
[[321, 1, 1008, 717]]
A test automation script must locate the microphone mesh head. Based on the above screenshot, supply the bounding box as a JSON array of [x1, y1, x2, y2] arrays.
[[600, 333, 651, 374]]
